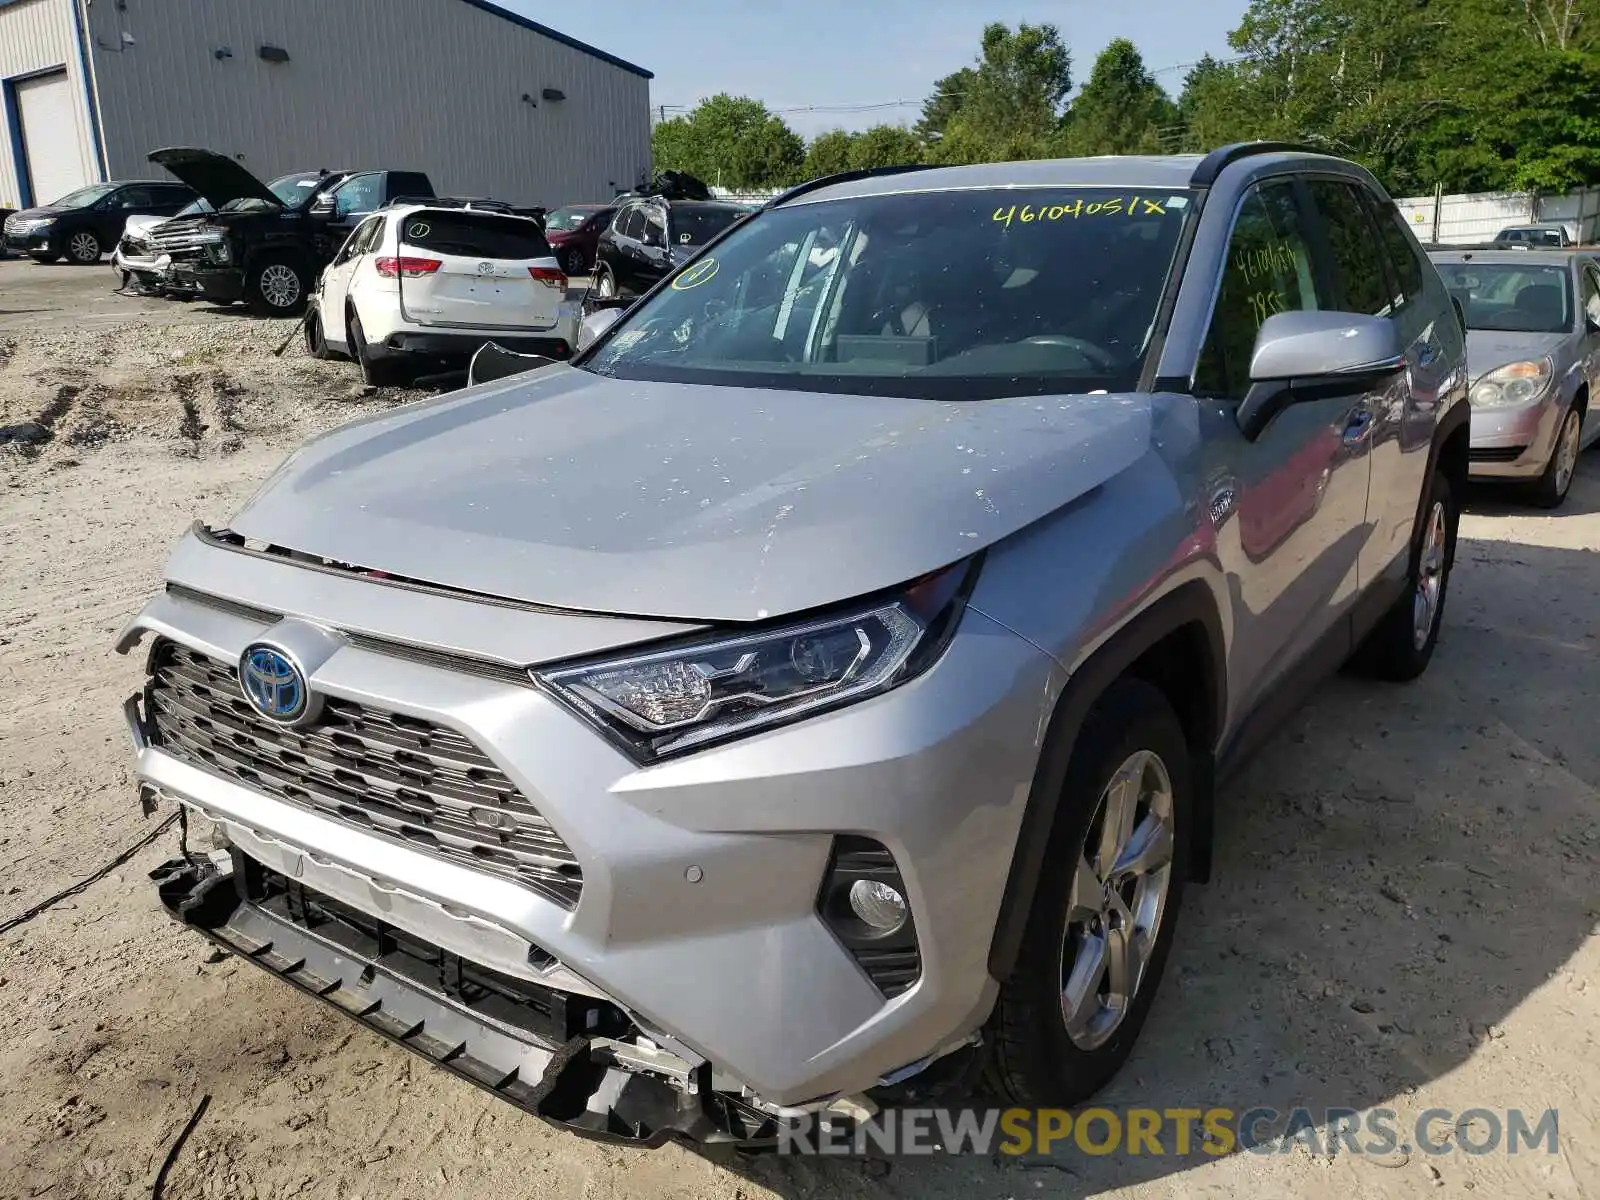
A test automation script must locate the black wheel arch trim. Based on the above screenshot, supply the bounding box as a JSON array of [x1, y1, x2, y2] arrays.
[[1412, 399, 1471, 558], [986, 580, 1226, 981]]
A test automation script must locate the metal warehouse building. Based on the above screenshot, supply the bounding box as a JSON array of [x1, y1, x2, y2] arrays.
[[1, 0, 652, 212]]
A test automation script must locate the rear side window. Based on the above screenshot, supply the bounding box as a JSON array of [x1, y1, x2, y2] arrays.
[[671, 207, 743, 246], [1582, 263, 1600, 326], [1374, 204, 1427, 314], [1305, 180, 1391, 316], [1195, 182, 1326, 400], [400, 211, 552, 259]]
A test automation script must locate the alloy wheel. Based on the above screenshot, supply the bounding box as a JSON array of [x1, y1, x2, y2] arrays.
[[1554, 409, 1582, 499], [1059, 750, 1177, 1051], [69, 232, 99, 262], [259, 264, 302, 310], [1412, 498, 1448, 650], [596, 267, 615, 298]]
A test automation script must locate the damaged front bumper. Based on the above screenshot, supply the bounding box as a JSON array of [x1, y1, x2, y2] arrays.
[[152, 849, 790, 1147]]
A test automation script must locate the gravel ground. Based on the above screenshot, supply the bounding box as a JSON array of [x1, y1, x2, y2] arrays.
[[1, 270, 1597, 1200]]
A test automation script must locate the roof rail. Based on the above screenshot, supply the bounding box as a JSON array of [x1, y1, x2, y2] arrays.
[[1190, 141, 1323, 187], [385, 195, 525, 214], [763, 163, 940, 210]]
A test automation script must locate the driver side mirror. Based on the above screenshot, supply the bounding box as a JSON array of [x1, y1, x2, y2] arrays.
[[575, 306, 623, 353], [1236, 311, 1404, 441], [309, 193, 335, 218]]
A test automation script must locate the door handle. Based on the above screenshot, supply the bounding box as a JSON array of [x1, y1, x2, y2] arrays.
[[1343, 405, 1375, 445]]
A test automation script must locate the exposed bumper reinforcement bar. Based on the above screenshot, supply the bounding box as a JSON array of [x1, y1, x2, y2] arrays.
[[151, 855, 746, 1147]]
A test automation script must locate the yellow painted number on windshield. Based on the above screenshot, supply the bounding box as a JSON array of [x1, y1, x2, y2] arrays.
[[671, 258, 719, 290], [992, 195, 1171, 228]]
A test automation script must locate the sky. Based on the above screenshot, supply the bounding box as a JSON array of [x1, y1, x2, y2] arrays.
[[501, 0, 1244, 138]]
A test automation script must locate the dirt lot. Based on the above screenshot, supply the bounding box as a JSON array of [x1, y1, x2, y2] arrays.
[[1, 257, 1597, 1199]]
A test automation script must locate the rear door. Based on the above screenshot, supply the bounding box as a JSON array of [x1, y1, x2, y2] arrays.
[[320, 216, 383, 346], [395, 209, 564, 331], [1579, 260, 1600, 446]]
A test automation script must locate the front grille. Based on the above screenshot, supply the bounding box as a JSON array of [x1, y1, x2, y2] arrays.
[[1469, 446, 1527, 464], [147, 223, 209, 255], [145, 640, 583, 908]]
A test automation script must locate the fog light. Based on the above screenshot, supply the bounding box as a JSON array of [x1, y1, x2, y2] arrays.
[[848, 879, 907, 933]]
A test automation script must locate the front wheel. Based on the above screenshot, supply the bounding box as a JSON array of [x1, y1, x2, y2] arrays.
[[247, 257, 308, 316], [593, 262, 618, 300], [985, 679, 1191, 1105], [66, 230, 102, 264], [1530, 405, 1582, 510]]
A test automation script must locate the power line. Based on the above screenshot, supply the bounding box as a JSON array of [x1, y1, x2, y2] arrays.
[[653, 53, 1250, 119]]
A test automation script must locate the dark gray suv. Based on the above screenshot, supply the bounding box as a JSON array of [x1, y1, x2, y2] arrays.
[[123, 143, 1469, 1147]]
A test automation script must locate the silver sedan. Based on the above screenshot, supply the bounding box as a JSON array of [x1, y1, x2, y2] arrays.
[[1430, 248, 1600, 507]]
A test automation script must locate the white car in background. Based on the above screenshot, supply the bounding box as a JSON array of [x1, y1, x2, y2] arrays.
[[305, 201, 580, 385], [111, 198, 214, 292]]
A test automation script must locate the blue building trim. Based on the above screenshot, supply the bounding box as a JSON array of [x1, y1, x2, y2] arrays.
[[2, 77, 31, 208], [68, 0, 106, 179], [3, 65, 71, 208], [453, 0, 653, 79]]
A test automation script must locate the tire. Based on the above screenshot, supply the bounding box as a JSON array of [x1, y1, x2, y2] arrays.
[[28, 252, 60, 265], [348, 308, 406, 387], [1529, 404, 1582, 510], [1352, 466, 1457, 682], [561, 246, 587, 276], [593, 262, 618, 300], [246, 256, 309, 317], [985, 679, 1191, 1106], [66, 230, 102, 264], [303, 309, 332, 360]]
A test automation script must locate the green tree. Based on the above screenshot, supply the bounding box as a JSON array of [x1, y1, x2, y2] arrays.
[[650, 94, 806, 189], [1176, 54, 1256, 152], [848, 125, 924, 170], [931, 22, 1073, 164], [1066, 39, 1179, 155], [915, 67, 976, 147], [802, 129, 856, 181]]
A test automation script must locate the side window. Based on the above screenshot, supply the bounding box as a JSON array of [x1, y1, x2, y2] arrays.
[[1194, 182, 1325, 400], [1372, 203, 1426, 314], [116, 187, 153, 209], [336, 217, 379, 264], [1305, 180, 1391, 316], [609, 205, 633, 238], [1368, 197, 1445, 343], [334, 174, 382, 219], [1580, 264, 1600, 327], [643, 208, 667, 247], [622, 206, 647, 241]]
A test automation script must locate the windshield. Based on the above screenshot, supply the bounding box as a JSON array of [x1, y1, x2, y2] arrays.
[[670, 207, 747, 247], [545, 206, 599, 232], [1433, 262, 1572, 333], [582, 187, 1193, 399], [50, 183, 119, 208], [176, 198, 215, 218]]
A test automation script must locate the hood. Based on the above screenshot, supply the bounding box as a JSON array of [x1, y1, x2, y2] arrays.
[[228, 369, 1155, 622], [122, 213, 169, 238], [9, 205, 69, 221], [1465, 330, 1570, 382], [148, 147, 281, 209]]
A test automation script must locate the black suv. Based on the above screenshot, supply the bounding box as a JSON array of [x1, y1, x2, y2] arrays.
[[145, 148, 433, 315], [592, 197, 751, 300], [3, 180, 197, 264]]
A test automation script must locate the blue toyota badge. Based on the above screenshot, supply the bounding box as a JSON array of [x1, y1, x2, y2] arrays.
[[239, 643, 310, 723]]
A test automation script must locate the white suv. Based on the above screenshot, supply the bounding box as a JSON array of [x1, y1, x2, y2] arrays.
[[306, 201, 581, 385]]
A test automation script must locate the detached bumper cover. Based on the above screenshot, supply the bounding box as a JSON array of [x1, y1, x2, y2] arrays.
[[153, 853, 749, 1146]]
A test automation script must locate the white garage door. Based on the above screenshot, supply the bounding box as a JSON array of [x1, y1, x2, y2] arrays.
[[16, 70, 88, 207]]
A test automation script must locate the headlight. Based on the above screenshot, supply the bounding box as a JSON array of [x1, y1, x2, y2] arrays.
[[1470, 359, 1552, 407], [537, 560, 978, 761]]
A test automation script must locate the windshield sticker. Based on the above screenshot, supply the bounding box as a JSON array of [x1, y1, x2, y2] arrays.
[[296, 179, 318, 187], [407, 221, 432, 239], [992, 195, 1173, 228], [671, 258, 720, 290]]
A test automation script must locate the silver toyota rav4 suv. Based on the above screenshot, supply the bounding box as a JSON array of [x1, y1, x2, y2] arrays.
[[120, 144, 1470, 1146]]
